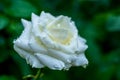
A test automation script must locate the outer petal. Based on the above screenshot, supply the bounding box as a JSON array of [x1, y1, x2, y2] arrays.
[[69, 20, 78, 35], [76, 36, 88, 53], [31, 13, 57, 51], [32, 12, 55, 37], [31, 13, 42, 36], [20, 19, 31, 40], [31, 13, 55, 51], [39, 11, 55, 26], [47, 49, 72, 63], [35, 53, 65, 70], [14, 45, 44, 68], [73, 53, 88, 68], [14, 19, 44, 68], [14, 19, 32, 52], [29, 34, 47, 53], [78, 36, 87, 43]]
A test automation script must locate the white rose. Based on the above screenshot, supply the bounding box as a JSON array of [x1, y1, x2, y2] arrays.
[[13, 11, 88, 70]]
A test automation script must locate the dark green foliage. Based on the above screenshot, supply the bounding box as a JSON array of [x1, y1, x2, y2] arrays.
[[0, 0, 120, 80]]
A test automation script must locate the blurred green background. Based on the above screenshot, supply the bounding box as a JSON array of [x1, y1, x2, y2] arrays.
[[0, 0, 120, 80]]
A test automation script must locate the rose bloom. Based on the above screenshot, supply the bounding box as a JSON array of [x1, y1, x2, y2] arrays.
[[14, 11, 88, 70]]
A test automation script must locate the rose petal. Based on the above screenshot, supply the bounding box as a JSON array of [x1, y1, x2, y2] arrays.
[[39, 34, 74, 54], [20, 19, 31, 40], [73, 53, 88, 68], [78, 36, 87, 43], [14, 45, 44, 68], [14, 39, 32, 52], [14, 19, 32, 51], [47, 49, 72, 63], [76, 37, 88, 53], [35, 53, 65, 70], [37, 32, 56, 48], [46, 16, 69, 30], [39, 11, 55, 26], [69, 21, 78, 34], [32, 13, 43, 36], [29, 35, 47, 53], [31, 13, 39, 26]]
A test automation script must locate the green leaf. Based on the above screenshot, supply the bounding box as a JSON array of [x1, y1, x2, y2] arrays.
[[0, 54, 8, 63], [0, 36, 9, 63], [0, 75, 17, 80], [106, 15, 120, 32], [96, 65, 115, 80], [0, 36, 5, 46], [6, 22, 23, 37], [0, 49, 9, 63], [117, 65, 120, 80], [10, 51, 32, 76], [0, 15, 9, 30], [4, 0, 37, 18], [43, 69, 68, 80], [107, 49, 120, 63]]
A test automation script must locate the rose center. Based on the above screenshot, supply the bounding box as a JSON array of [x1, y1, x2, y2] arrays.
[[46, 16, 73, 45], [47, 28, 72, 45]]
